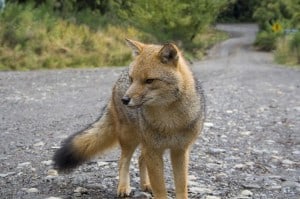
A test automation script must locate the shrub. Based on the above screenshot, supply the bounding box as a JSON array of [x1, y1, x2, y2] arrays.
[[254, 30, 278, 51], [0, 2, 150, 70], [274, 32, 300, 66], [0, 1, 228, 70], [253, 0, 299, 56], [289, 32, 300, 63], [118, 0, 230, 49]]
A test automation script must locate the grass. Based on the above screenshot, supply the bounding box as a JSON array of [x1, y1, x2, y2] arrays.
[[0, 3, 148, 70], [275, 34, 300, 67], [187, 28, 228, 60], [0, 3, 227, 71]]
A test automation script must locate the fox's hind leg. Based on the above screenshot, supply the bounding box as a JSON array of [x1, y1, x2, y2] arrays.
[[139, 145, 152, 193], [117, 127, 139, 197]]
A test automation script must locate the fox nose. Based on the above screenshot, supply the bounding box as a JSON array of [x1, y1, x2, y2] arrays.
[[121, 96, 131, 105]]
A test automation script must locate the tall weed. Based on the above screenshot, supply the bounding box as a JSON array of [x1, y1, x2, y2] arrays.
[[275, 33, 300, 66], [0, 2, 226, 70], [0, 3, 147, 70]]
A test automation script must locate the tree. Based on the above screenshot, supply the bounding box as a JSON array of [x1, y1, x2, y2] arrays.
[[118, 0, 230, 46]]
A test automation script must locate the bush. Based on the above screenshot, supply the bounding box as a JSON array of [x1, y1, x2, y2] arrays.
[[118, 0, 230, 49], [275, 33, 300, 66], [0, 1, 228, 70], [253, 0, 299, 52], [0, 2, 151, 70], [289, 32, 300, 63], [254, 31, 278, 51]]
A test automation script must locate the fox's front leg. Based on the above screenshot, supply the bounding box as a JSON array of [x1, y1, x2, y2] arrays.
[[144, 148, 167, 199], [171, 148, 189, 199], [117, 140, 138, 197]]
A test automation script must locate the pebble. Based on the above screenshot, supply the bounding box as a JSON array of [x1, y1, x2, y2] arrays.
[[73, 175, 88, 184], [132, 191, 152, 198], [294, 106, 300, 111], [204, 122, 214, 127], [17, 162, 31, 168], [265, 139, 275, 144], [242, 183, 261, 189], [189, 187, 212, 194], [0, 155, 8, 160], [206, 163, 221, 170], [208, 148, 226, 154], [47, 169, 58, 176], [282, 159, 295, 165], [85, 183, 103, 189], [25, 188, 39, 193], [33, 141, 45, 147], [42, 160, 53, 166], [240, 131, 252, 136], [215, 172, 228, 181], [0, 172, 15, 177], [241, 190, 253, 197], [188, 175, 197, 180], [234, 164, 246, 169], [189, 180, 200, 186], [45, 197, 62, 199], [205, 196, 221, 199], [267, 185, 282, 190], [97, 161, 109, 167], [74, 186, 88, 194], [292, 150, 300, 155]]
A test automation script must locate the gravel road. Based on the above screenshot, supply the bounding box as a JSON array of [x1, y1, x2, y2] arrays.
[[0, 24, 299, 199]]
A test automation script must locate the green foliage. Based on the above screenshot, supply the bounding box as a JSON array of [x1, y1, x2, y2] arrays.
[[0, 2, 148, 70], [275, 33, 300, 66], [255, 31, 278, 51], [289, 32, 300, 63], [253, 0, 300, 61], [253, 0, 300, 30], [0, 1, 229, 70], [118, 0, 230, 47], [217, 0, 259, 22]]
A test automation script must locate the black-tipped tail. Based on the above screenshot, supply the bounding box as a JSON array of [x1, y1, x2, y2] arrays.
[[53, 138, 84, 172]]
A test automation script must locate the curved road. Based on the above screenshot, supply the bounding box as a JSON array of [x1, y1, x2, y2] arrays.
[[0, 24, 299, 199]]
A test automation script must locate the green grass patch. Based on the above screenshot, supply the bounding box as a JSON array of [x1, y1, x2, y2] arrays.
[[275, 33, 300, 67], [186, 28, 229, 60], [0, 3, 150, 70], [0, 2, 227, 71]]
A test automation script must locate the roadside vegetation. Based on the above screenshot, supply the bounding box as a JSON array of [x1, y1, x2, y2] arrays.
[[253, 0, 300, 66], [1, 0, 298, 71], [218, 0, 300, 67], [0, 0, 229, 70]]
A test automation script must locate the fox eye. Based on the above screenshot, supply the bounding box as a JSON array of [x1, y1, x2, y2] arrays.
[[145, 79, 154, 84]]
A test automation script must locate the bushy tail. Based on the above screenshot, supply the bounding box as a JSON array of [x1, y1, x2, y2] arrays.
[[53, 108, 118, 171]]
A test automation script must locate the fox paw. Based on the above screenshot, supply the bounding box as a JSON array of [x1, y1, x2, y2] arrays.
[[117, 186, 131, 197], [141, 184, 152, 193]]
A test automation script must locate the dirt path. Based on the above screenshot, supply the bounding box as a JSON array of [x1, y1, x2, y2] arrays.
[[0, 24, 299, 199]]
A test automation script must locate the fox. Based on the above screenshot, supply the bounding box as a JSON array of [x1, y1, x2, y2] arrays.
[[53, 39, 205, 199]]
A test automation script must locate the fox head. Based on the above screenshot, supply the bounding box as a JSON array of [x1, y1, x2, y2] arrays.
[[122, 39, 191, 108]]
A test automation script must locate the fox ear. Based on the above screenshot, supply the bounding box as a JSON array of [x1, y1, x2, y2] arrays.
[[159, 43, 179, 65], [125, 38, 144, 56]]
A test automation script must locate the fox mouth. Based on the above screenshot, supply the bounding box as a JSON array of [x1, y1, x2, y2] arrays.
[[127, 104, 143, 109], [127, 98, 152, 108], [127, 103, 143, 109]]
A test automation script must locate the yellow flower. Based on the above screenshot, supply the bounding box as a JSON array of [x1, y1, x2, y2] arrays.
[[272, 23, 282, 32]]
